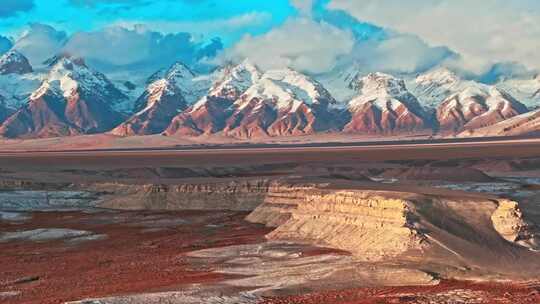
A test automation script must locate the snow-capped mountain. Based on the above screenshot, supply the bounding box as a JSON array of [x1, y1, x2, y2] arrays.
[[146, 61, 213, 105], [412, 67, 463, 108], [0, 50, 33, 75], [165, 67, 339, 138], [436, 84, 528, 133], [111, 62, 202, 136], [232, 68, 338, 138], [458, 108, 540, 138], [344, 73, 430, 134], [497, 75, 540, 110], [0, 54, 539, 140], [208, 60, 262, 100], [164, 61, 262, 137], [164, 96, 234, 136], [163, 62, 261, 137], [0, 73, 41, 111], [315, 61, 367, 104], [0, 51, 41, 112], [0, 55, 125, 138]]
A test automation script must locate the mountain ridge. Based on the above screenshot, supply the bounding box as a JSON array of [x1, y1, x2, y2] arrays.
[[0, 56, 539, 140]]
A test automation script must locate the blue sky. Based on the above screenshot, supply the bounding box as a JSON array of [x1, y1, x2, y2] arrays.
[[0, 0, 297, 43]]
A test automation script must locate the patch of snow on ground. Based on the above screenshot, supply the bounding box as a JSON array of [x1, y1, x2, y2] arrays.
[[66, 291, 259, 304], [0, 211, 30, 221], [0, 228, 104, 243], [433, 181, 536, 198], [0, 190, 100, 211], [0, 291, 21, 299]]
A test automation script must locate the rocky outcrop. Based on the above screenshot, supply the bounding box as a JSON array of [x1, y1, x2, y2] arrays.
[[263, 190, 426, 261], [5, 176, 537, 278], [98, 180, 275, 211], [96, 181, 431, 261], [245, 183, 319, 227], [492, 199, 539, 250]]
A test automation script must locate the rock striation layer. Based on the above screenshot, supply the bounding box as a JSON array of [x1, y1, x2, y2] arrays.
[[264, 190, 426, 261], [74, 178, 540, 278]]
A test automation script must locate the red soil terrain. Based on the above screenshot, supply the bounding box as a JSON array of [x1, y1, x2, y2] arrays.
[[261, 280, 540, 304], [0, 210, 271, 304], [1, 211, 539, 304]]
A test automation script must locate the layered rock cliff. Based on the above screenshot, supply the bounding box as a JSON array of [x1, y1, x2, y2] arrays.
[[264, 190, 427, 261], [3, 176, 539, 278]]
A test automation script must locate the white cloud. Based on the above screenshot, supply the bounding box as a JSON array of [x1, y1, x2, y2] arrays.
[[63, 26, 222, 71], [350, 34, 454, 74], [290, 0, 315, 16], [329, 0, 540, 72], [12, 23, 67, 66], [114, 12, 271, 37], [221, 18, 354, 73]]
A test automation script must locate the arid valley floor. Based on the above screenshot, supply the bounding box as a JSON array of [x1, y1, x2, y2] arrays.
[[1, 139, 540, 304]]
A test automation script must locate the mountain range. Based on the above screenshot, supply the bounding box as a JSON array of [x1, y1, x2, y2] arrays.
[[0, 50, 539, 140]]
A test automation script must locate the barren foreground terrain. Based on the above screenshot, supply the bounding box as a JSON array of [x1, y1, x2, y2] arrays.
[[1, 139, 540, 303]]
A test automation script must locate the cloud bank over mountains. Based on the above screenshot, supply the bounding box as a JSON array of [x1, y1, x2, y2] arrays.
[[7, 23, 223, 75], [221, 18, 354, 74], [329, 0, 540, 73], [220, 0, 457, 75]]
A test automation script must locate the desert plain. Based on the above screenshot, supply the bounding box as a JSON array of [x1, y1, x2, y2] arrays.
[[1, 138, 540, 304]]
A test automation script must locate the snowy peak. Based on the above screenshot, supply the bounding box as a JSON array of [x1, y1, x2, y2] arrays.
[[344, 73, 429, 134], [240, 67, 336, 111], [111, 61, 208, 136], [0, 50, 33, 75], [348, 73, 421, 111], [146, 61, 195, 86], [209, 60, 262, 100], [163, 61, 196, 83], [352, 72, 410, 99], [37, 54, 127, 103], [135, 79, 182, 114], [437, 82, 528, 133], [413, 68, 474, 109], [0, 53, 128, 138], [145, 61, 212, 105], [416, 67, 460, 88], [497, 74, 540, 109], [171, 66, 341, 139], [445, 83, 521, 108], [44, 53, 86, 67], [111, 78, 187, 136]]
